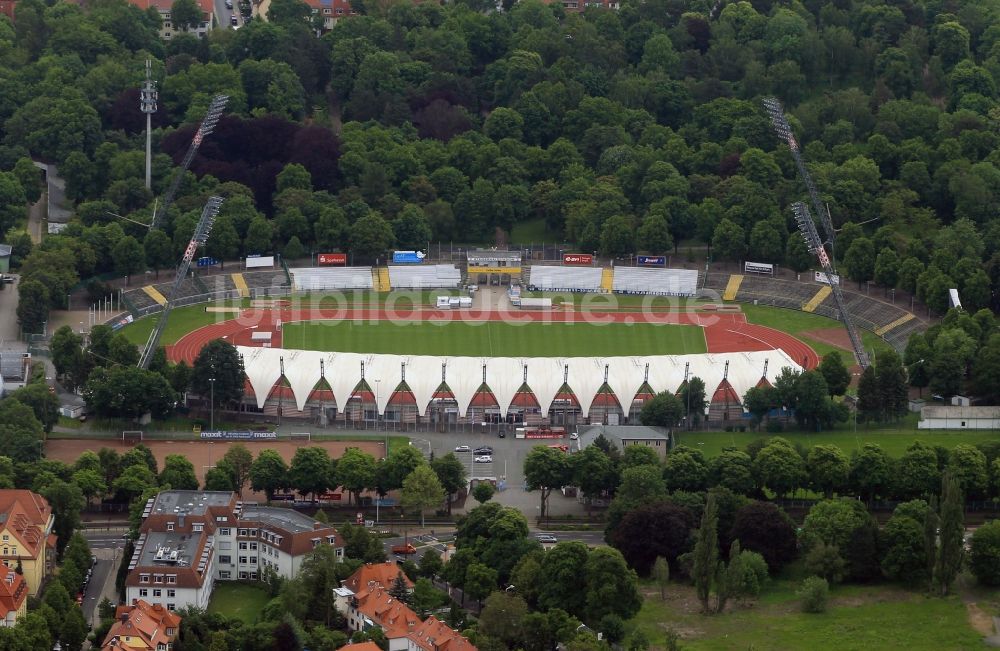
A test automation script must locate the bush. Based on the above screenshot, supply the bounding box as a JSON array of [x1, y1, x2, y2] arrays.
[[765, 421, 784, 433], [970, 520, 1000, 586], [734, 550, 769, 598], [804, 542, 846, 584], [599, 613, 625, 644], [797, 576, 829, 613]]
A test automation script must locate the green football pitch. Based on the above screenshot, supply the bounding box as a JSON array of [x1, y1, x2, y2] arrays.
[[280, 320, 708, 357]]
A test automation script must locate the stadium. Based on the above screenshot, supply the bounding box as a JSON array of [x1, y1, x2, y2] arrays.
[[117, 248, 925, 431]]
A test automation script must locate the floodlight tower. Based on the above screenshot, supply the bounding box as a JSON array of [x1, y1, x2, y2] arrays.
[[138, 196, 224, 369], [762, 97, 838, 266], [791, 201, 870, 369], [140, 59, 158, 190], [148, 94, 228, 232]]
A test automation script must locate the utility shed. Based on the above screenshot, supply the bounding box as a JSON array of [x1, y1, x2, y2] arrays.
[[918, 406, 1000, 429]]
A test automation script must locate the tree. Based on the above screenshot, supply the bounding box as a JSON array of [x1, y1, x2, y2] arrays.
[[40, 480, 84, 557], [856, 366, 881, 422], [797, 576, 829, 614], [969, 520, 1000, 586], [692, 492, 719, 613], [843, 237, 875, 285], [10, 383, 58, 433], [420, 548, 443, 579], [350, 211, 395, 261], [158, 454, 198, 490], [250, 449, 288, 500], [678, 377, 707, 426], [190, 339, 244, 409], [639, 392, 683, 428], [881, 512, 927, 584], [478, 591, 527, 647], [934, 472, 965, 596], [71, 469, 105, 506], [276, 163, 312, 194], [664, 448, 708, 493], [170, 0, 203, 31], [472, 482, 495, 504], [400, 465, 445, 527], [818, 352, 851, 397], [337, 447, 377, 505], [16, 280, 49, 334], [430, 453, 467, 514], [584, 546, 642, 624], [610, 501, 694, 576], [730, 501, 798, 572], [752, 438, 806, 497], [243, 216, 273, 254], [463, 563, 497, 608], [947, 444, 988, 500], [806, 445, 849, 498], [219, 444, 253, 497], [0, 173, 26, 238], [524, 446, 573, 519], [289, 447, 333, 499], [801, 499, 869, 552], [111, 235, 146, 284], [571, 446, 617, 516], [203, 466, 235, 491], [392, 206, 432, 250], [708, 450, 754, 495], [83, 367, 176, 421], [599, 215, 635, 257], [849, 443, 892, 503], [711, 218, 746, 261], [636, 214, 673, 254], [50, 327, 86, 391], [651, 556, 670, 601]]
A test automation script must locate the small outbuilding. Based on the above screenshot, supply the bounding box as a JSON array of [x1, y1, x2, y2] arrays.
[[918, 405, 1000, 429]]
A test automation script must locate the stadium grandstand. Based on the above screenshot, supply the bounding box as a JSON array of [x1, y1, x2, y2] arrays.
[[120, 269, 289, 317], [235, 346, 796, 427], [528, 265, 604, 292], [612, 267, 698, 296], [703, 272, 925, 352], [291, 267, 373, 291], [387, 264, 462, 289]]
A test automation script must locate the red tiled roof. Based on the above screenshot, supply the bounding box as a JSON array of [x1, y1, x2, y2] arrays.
[[710, 378, 741, 405], [102, 600, 181, 651], [129, 0, 213, 18], [354, 587, 421, 639], [0, 491, 52, 559], [337, 643, 382, 651], [755, 375, 772, 389], [0, 565, 27, 619], [407, 615, 477, 651], [343, 561, 413, 594]]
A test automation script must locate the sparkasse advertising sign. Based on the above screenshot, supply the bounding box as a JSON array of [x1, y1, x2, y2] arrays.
[[563, 253, 593, 265], [317, 253, 347, 265]]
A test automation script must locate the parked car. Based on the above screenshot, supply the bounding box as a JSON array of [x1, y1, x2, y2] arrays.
[[498, 431, 506, 438], [230, 14, 238, 25], [473, 446, 493, 455], [536, 534, 558, 544], [391, 543, 416, 554], [474, 455, 492, 463], [454, 445, 471, 452], [569, 432, 579, 440]]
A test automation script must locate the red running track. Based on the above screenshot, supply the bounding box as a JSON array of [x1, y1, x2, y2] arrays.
[[167, 308, 819, 369]]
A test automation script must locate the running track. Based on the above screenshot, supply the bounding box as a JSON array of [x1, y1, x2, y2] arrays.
[[167, 307, 819, 370]]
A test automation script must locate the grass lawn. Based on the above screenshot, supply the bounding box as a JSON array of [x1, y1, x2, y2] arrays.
[[119, 303, 239, 347], [281, 319, 707, 357], [631, 579, 982, 650], [207, 582, 271, 623], [522, 291, 709, 309], [295, 289, 459, 306], [740, 304, 893, 358]]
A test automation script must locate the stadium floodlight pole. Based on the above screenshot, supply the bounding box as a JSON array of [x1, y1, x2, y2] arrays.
[[792, 202, 870, 369], [148, 94, 228, 232], [209, 375, 215, 431], [140, 59, 158, 190], [138, 195, 224, 369], [763, 97, 837, 269]]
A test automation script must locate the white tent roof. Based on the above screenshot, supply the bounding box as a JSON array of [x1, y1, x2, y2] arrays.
[[235, 347, 801, 415]]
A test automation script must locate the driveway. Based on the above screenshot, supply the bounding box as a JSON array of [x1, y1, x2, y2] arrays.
[[0, 275, 21, 344]]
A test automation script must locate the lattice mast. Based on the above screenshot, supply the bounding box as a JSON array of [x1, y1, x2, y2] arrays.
[[147, 95, 228, 232], [138, 196, 224, 369], [762, 97, 837, 265], [140, 60, 158, 190], [791, 202, 870, 369]]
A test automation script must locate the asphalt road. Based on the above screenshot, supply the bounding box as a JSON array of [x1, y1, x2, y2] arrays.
[[213, 0, 240, 31], [81, 531, 128, 628], [0, 275, 21, 345]]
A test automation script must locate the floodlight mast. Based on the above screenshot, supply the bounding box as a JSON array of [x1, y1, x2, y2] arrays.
[[762, 97, 837, 267], [138, 196, 224, 369], [792, 202, 870, 370], [140, 60, 158, 190], [147, 94, 228, 232]]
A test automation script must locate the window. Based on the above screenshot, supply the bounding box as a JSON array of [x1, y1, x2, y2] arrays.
[[167, 589, 175, 598], [167, 522, 174, 531], [239, 542, 247, 551], [167, 575, 176, 584], [140, 575, 150, 584], [9, 548, 14, 556], [219, 555, 231, 564], [238, 529, 248, 536], [193, 524, 203, 532], [2, 548, 6, 556], [249, 529, 257, 537], [239, 572, 248, 580], [167, 604, 175, 612], [153, 589, 162, 597], [217, 516, 228, 522], [249, 543, 257, 551], [239, 556, 247, 564], [154, 574, 164, 584], [250, 572, 257, 580], [219, 571, 231, 579], [219, 528, 230, 536], [249, 557, 257, 565], [2, 536, 7, 542], [139, 589, 148, 597]]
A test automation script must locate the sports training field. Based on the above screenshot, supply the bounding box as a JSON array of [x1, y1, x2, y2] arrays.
[[280, 320, 708, 357]]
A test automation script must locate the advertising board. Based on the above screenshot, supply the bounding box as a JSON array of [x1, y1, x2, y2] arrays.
[[562, 253, 593, 265], [814, 271, 840, 285], [637, 255, 666, 266], [199, 431, 278, 440], [245, 255, 275, 269], [744, 261, 774, 275], [317, 253, 347, 265], [392, 251, 425, 264]]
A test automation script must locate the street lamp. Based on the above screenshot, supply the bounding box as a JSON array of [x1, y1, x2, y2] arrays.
[[209, 376, 216, 431]]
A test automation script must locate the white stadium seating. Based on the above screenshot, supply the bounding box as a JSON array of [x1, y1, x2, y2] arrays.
[[612, 267, 699, 297], [528, 265, 603, 292], [291, 267, 373, 291], [388, 264, 462, 289]]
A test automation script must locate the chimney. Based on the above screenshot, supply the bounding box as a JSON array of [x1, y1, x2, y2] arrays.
[[120, 613, 129, 624]]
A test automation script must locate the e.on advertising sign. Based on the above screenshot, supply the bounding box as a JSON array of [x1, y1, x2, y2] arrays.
[[562, 253, 593, 265], [318, 253, 347, 265]]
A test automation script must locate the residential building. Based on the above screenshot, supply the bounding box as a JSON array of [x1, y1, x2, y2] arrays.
[[0, 564, 27, 627], [125, 490, 343, 611], [407, 616, 478, 651], [0, 490, 55, 596], [337, 644, 383, 651], [302, 0, 356, 31], [0, 3, 14, 23], [130, 0, 214, 39], [100, 599, 181, 651], [575, 424, 671, 459]]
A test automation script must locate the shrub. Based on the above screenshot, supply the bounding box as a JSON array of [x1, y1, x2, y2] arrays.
[[734, 550, 769, 598], [797, 576, 829, 613], [804, 542, 846, 584]]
